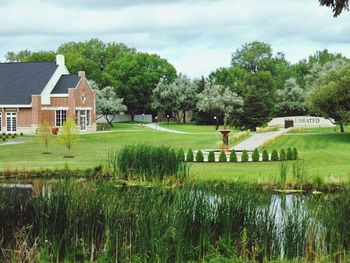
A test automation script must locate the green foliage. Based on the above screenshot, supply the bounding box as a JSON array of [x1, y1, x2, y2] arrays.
[[279, 161, 288, 184], [186, 148, 194, 162], [116, 144, 187, 180], [229, 150, 238, 162], [252, 148, 260, 162], [218, 151, 227, 162], [287, 147, 294, 160], [177, 149, 185, 162], [279, 149, 287, 161], [319, 0, 349, 17], [241, 150, 249, 162], [293, 148, 298, 160], [271, 149, 279, 161], [262, 150, 269, 162], [196, 150, 204, 162], [208, 151, 215, 163], [61, 118, 79, 157]]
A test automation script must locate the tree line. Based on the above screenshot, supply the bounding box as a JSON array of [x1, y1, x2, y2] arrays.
[[6, 39, 350, 131]]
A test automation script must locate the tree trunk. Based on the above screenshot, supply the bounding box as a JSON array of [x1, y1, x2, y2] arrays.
[[105, 115, 114, 127], [340, 122, 345, 133], [182, 110, 186, 124]]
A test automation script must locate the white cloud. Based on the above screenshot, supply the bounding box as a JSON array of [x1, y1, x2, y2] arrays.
[[0, 0, 350, 77]]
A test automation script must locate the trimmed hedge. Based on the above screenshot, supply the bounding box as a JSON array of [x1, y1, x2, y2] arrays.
[[196, 150, 204, 162], [177, 149, 185, 162], [262, 150, 269, 162], [252, 148, 260, 162], [279, 149, 287, 161], [230, 150, 238, 162], [186, 148, 194, 162], [293, 148, 298, 160], [208, 151, 215, 162], [287, 147, 294, 160], [271, 149, 279, 161], [219, 151, 227, 162], [241, 150, 249, 162]]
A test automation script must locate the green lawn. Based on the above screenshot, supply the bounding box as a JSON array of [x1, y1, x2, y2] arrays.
[[1, 123, 350, 186]]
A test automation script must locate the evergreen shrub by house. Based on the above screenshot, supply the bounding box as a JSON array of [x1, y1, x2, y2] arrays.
[[196, 150, 204, 162], [252, 148, 260, 162], [293, 148, 298, 160], [219, 151, 227, 162], [208, 151, 215, 162], [287, 147, 294, 160], [230, 150, 238, 162], [241, 150, 249, 162], [279, 149, 287, 161], [262, 150, 269, 162], [186, 148, 194, 162], [271, 149, 279, 161], [177, 149, 185, 162]]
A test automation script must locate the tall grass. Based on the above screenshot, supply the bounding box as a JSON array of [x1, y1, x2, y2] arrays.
[[1, 180, 350, 262], [107, 144, 188, 180]]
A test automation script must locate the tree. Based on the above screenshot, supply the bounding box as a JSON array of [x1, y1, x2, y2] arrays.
[[276, 78, 307, 116], [153, 74, 197, 123], [90, 81, 127, 127], [319, 0, 349, 17], [233, 71, 276, 130], [106, 52, 177, 118], [38, 122, 51, 154], [308, 64, 350, 132], [61, 118, 79, 157], [197, 83, 243, 129]]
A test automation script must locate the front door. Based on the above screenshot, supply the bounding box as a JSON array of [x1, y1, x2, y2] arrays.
[[80, 110, 86, 131], [6, 112, 17, 133]]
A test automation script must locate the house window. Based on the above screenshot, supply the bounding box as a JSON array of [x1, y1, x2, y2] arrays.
[[86, 110, 91, 126], [55, 110, 67, 127], [75, 110, 80, 126], [6, 112, 16, 132]]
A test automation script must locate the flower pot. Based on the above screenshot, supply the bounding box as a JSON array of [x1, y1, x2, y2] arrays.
[[51, 127, 59, 135]]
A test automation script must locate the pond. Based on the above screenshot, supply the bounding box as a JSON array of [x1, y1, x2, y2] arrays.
[[0, 178, 349, 262]]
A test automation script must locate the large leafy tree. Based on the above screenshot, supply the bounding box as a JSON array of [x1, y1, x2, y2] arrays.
[[308, 64, 350, 132], [90, 81, 127, 127], [152, 74, 197, 123], [276, 78, 307, 116], [233, 71, 276, 130], [106, 52, 177, 118], [197, 83, 243, 129], [319, 0, 349, 16]]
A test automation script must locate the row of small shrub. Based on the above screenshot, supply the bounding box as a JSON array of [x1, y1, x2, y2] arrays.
[[256, 126, 279, 133], [183, 147, 298, 162], [0, 133, 19, 141]]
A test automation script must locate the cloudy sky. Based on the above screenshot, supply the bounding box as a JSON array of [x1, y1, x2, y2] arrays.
[[0, 0, 349, 77]]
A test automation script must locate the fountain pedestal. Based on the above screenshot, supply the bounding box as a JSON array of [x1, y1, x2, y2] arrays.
[[220, 130, 231, 152]]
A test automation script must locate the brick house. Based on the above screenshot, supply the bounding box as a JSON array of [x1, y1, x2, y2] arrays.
[[0, 55, 96, 134]]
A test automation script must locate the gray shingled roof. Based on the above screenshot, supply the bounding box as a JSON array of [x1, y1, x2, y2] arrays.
[[51, 75, 81, 94], [0, 61, 58, 105]]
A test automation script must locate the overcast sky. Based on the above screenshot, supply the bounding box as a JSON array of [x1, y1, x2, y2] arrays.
[[0, 0, 349, 77]]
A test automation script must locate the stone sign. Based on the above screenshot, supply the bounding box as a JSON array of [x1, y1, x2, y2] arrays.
[[268, 116, 335, 128]]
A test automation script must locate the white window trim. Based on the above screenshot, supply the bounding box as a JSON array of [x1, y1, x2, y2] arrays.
[[5, 112, 17, 133], [55, 110, 67, 127]]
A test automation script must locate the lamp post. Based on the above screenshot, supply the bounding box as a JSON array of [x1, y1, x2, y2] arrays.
[[214, 116, 218, 131], [155, 116, 158, 131], [167, 114, 170, 128], [142, 113, 145, 127]]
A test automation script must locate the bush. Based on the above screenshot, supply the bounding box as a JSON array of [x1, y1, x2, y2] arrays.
[[177, 149, 185, 162], [218, 151, 227, 162], [186, 148, 194, 162], [293, 148, 298, 160], [279, 149, 287, 161], [252, 148, 260, 162], [208, 151, 215, 162], [287, 147, 294, 160], [196, 150, 204, 162], [229, 150, 237, 162], [262, 150, 269, 162], [271, 149, 279, 161], [241, 150, 249, 162], [229, 130, 250, 144]]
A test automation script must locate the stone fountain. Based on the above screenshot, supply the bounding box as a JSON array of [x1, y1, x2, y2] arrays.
[[219, 114, 231, 152]]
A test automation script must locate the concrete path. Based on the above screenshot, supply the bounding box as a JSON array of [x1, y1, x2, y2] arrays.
[[0, 141, 26, 146], [145, 123, 192, 134], [233, 129, 288, 151]]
